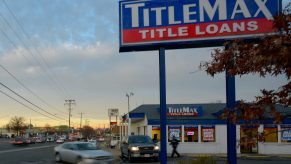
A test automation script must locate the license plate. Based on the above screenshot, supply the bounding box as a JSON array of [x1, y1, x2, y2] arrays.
[[144, 154, 150, 157]]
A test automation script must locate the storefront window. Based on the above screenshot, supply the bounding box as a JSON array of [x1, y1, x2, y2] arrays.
[[152, 125, 160, 142], [168, 125, 182, 142], [281, 125, 291, 142], [184, 125, 198, 142], [240, 125, 258, 153], [201, 125, 215, 142], [263, 125, 278, 142]]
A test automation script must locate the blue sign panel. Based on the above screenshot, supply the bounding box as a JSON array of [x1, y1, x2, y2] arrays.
[[281, 125, 291, 141], [119, 0, 281, 52]]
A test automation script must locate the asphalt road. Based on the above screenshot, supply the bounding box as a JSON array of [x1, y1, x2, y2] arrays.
[[0, 138, 57, 164], [1, 138, 291, 164]]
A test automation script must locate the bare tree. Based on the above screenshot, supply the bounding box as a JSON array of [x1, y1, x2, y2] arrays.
[[6, 116, 27, 136], [81, 125, 96, 140]]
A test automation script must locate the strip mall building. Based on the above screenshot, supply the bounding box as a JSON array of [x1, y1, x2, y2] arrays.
[[120, 103, 291, 155]]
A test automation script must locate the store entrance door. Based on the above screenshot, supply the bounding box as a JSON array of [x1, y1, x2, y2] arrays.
[[240, 126, 258, 154]]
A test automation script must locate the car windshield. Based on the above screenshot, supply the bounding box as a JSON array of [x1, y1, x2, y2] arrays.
[[128, 136, 153, 144], [75, 143, 98, 150], [15, 137, 24, 141]]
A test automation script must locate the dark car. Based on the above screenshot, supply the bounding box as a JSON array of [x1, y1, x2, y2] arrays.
[[10, 136, 28, 145], [120, 135, 160, 162]]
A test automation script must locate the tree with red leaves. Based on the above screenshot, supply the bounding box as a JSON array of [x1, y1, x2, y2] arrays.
[[200, 3, 291, 150], [200, 3, 291, 124]]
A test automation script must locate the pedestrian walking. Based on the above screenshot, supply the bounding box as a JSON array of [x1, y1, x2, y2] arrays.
[[170, 136, 180, 158]]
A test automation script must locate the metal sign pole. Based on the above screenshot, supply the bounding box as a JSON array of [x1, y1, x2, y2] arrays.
[[159, 47, 167, 164], [226, 45, 237, 164]]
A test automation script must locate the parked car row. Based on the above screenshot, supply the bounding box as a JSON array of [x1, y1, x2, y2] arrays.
[[10, 137, 29, 145], [10, 136, 45, 145], [10, 135, 68, 145]]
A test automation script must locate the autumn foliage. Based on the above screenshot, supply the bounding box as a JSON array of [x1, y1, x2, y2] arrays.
[[200, 4, 291, 124]]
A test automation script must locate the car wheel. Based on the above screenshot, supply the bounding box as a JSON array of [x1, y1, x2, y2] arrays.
[[76, 156, 83, 164], [121, 151, 124, 158], [55, 153, 62, 162], [154, 157, 160, 162], [128, 152, 134, 163]]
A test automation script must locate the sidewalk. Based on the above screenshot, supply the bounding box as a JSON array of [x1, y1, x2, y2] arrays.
[[103, 146, 291, 163]]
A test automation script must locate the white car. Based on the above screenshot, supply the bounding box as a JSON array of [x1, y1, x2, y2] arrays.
[[36, 137, 46, 143], [98, 137, 105, 142], [110, 136, 120, 149], [46, 136, 55, 142], [54, 142, 114, 164], [56, 138, 65, 144]]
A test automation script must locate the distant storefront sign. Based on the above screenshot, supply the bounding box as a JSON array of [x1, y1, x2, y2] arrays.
[[167, 106, 203, 116], [108, 108, 119, 117], [119, 0, 281, 52], [110, 122, 117, 126]]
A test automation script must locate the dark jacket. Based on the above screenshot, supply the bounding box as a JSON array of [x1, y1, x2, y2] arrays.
[[170, 138, 179, 147]]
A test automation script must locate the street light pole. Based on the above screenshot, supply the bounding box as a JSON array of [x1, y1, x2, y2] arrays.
[[126, 92, 134, 136]]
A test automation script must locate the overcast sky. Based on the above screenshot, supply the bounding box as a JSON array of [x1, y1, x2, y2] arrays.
[[0, 0, 289, 128]]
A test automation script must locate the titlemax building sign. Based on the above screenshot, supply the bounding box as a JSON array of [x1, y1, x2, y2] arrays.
[[167, 106, 203, 116], [119, 0, 281, 51]]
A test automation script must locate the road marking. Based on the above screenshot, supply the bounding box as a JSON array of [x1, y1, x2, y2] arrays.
[[0, 145, 56, 154]]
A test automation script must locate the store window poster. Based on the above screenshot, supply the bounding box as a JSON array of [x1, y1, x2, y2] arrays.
[[202, 126, 215, 142], [281, 125, 291, 142], [168, 126, 181, 141]]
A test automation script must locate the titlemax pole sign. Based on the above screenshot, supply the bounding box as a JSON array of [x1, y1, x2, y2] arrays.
[[119, 0, 281, 52]]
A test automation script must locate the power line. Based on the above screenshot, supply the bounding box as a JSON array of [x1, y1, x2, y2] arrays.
[[0, 81, 65, 120], [0, 10, 68, 99], [0, 28, 67, 118], [2, 0, 72, 98], [189, 69, 201, 74], [2, 0, 33, 41], [0, 88, 57, 120], [0, 26, 69, 116], [0, 64, 67, 116]]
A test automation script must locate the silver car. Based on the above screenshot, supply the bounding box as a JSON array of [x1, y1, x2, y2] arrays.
[[54, 142, 114, 164]]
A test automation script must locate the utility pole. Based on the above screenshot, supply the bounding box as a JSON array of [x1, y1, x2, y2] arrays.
[[85, 119, 90, 126], [65, 99, 76, 133], [29, 118, 31, 137], [126, 92, 134, 136], [79, 112, 84, 129]]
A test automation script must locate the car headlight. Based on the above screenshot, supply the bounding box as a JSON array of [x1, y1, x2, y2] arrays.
[[154, 145, 160, 150], [130, 146, 139, 151]]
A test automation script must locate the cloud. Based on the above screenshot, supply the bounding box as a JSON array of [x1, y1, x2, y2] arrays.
[[0, 41, 116, 75], [0, 0, 288, 127], [0, 0, 119, 48]]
